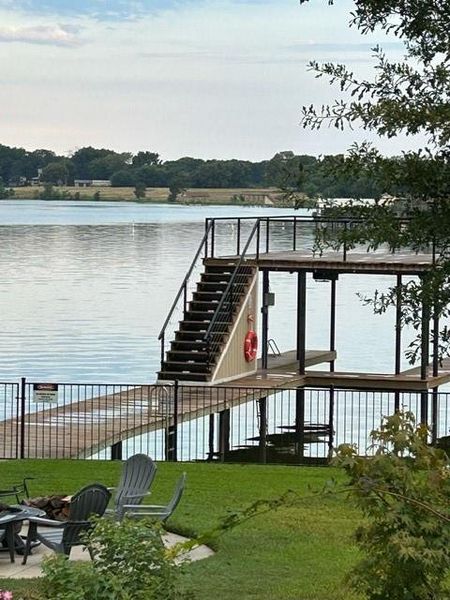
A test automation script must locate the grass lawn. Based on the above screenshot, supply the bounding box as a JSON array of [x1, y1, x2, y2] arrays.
[[0, 460, 361, 600]]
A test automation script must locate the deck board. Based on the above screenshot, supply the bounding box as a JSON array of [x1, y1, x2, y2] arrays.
[[206, 250, 434, 275]]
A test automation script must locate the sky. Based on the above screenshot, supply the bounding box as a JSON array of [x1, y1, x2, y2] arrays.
[[0, 0, 422, 160]]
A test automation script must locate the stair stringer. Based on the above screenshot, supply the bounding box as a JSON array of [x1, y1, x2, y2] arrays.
[[210, 270, 259, 385]]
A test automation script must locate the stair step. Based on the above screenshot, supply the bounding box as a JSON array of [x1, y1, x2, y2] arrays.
[[204, 265, 236, 274], [188, 300, 234, 312], [162, 360, 211, 372], [166, 351, 208, 362], [175, 330, 207, 341], [179, 320, 230, 332], [192, 291, 225, 302], [170, 340, 207, 351], [201, 273, 233, 283], [197, 281, 247, 292], [183, 310, 233, 323], [204, 264, 253, 275], [157, 371, 210, 382]]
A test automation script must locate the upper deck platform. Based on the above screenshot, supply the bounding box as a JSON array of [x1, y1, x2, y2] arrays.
[[200, 214, 435, 276], [205, 249, 433, 276]]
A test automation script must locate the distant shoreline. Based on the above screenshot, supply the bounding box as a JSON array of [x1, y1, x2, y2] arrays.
[[8, 185, 314, 208]]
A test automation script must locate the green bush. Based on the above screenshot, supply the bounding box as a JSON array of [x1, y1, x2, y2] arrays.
[[335, 411, 450, 600], [39, 517, 185, 600]]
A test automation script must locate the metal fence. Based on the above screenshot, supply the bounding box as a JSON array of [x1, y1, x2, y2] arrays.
[[0, 379, 449, 463]]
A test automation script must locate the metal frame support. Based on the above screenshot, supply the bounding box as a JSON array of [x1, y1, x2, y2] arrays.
[[394, 274, 402, 412], [330, 279, 336, 373], [19, 377, 26, 460], [420, 278, 430, 426], [258, 397, 267, 463], [111, 441, 123, 461], [297, 271, 307, 375], [219, 408, 231, 462], [166, 381, 179, 462], [207, 414, 215, 461], [328, 386, 335, 459], [431, 302, 440, 443], [261, 270, 270, 370], [295, 388, 305, 462]]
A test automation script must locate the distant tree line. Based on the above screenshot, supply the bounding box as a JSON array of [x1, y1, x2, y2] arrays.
[[0, 144, 391, 199]]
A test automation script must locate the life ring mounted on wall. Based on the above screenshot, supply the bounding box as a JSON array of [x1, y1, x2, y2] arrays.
[[244, 314, 258, 362]]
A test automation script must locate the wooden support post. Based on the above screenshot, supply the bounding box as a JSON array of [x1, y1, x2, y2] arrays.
[[297, 271, 307, 375], [261, 270, 270, 370], [295, 388, 305, 462], [219, 409, 230, 462], [258, 397, 267, 464], [111, 441, 123, 461]]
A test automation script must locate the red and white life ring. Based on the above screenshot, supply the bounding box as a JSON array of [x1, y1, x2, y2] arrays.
[[244, 330, 258, 362]]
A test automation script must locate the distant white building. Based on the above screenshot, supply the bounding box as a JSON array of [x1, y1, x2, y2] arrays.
[[74, 179, 111, 187]]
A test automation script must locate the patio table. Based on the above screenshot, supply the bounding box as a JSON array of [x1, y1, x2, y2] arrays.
[[0, 506, 45, 563]]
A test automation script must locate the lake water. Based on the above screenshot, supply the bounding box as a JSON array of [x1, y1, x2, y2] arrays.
[[0, 199, 415, 384]]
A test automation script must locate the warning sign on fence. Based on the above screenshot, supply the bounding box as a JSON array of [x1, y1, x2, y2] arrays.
[[33, 383, 58, 403]]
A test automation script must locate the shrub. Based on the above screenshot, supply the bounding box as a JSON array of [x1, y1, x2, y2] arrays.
[[40, 517, 185, 600], [334, 411, 450, 600]]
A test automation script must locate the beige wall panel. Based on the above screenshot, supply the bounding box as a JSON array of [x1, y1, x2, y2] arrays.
[[212, 272, 259, 384]]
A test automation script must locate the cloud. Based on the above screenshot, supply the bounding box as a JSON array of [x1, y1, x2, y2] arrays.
[[0, 24, 81, 46], [0, 0, 179, 20]]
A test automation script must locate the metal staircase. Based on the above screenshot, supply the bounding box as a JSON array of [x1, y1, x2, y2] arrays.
[[157, 264, 255, 382]]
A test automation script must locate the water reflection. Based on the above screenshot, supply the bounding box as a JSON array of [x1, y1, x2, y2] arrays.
[[0, 201, 415, 383]]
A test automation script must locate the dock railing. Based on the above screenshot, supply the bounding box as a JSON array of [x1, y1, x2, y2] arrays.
[[0, 379, 449, 463]]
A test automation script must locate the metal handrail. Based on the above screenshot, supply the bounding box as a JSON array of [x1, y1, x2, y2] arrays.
[[204, 219, 261, 362], [158, 220, 214, 366]]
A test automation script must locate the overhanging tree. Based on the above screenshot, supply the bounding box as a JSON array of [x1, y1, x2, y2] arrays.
[[299, 0, 450, 366]]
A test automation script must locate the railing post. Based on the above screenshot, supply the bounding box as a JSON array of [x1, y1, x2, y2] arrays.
[[183, 282, 187, 314], [111, 441, 123, 460], [207, 414, 215, 461], [256, 220, 260, 260], [328, 386, 335, 460], [167, 381, 179, 462], [160, 333, 165, 370], [218, 408, 230, 462], [205, 219, 209, 258], [343, 221, 348, 261], [265, 217, 269, 253], [293, 216, 297, 251], [19, 377, 26, 459], [237, 218, 241, 255], [258, 396, 267, 464], [211, 220, 215, 258]]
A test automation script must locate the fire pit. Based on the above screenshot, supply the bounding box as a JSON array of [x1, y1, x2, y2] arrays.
[[22, 495, 71, 521]]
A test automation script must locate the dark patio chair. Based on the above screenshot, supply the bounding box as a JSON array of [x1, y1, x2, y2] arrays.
[[122, 472, 186, 522], [0, 478, 34, 504], [107, 453, 157, 520], [22, 483, 111, 564]]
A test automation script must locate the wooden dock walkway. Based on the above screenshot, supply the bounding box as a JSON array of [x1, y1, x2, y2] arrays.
[[0, 350, 334, 459], [2, 349, 447, 459]]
